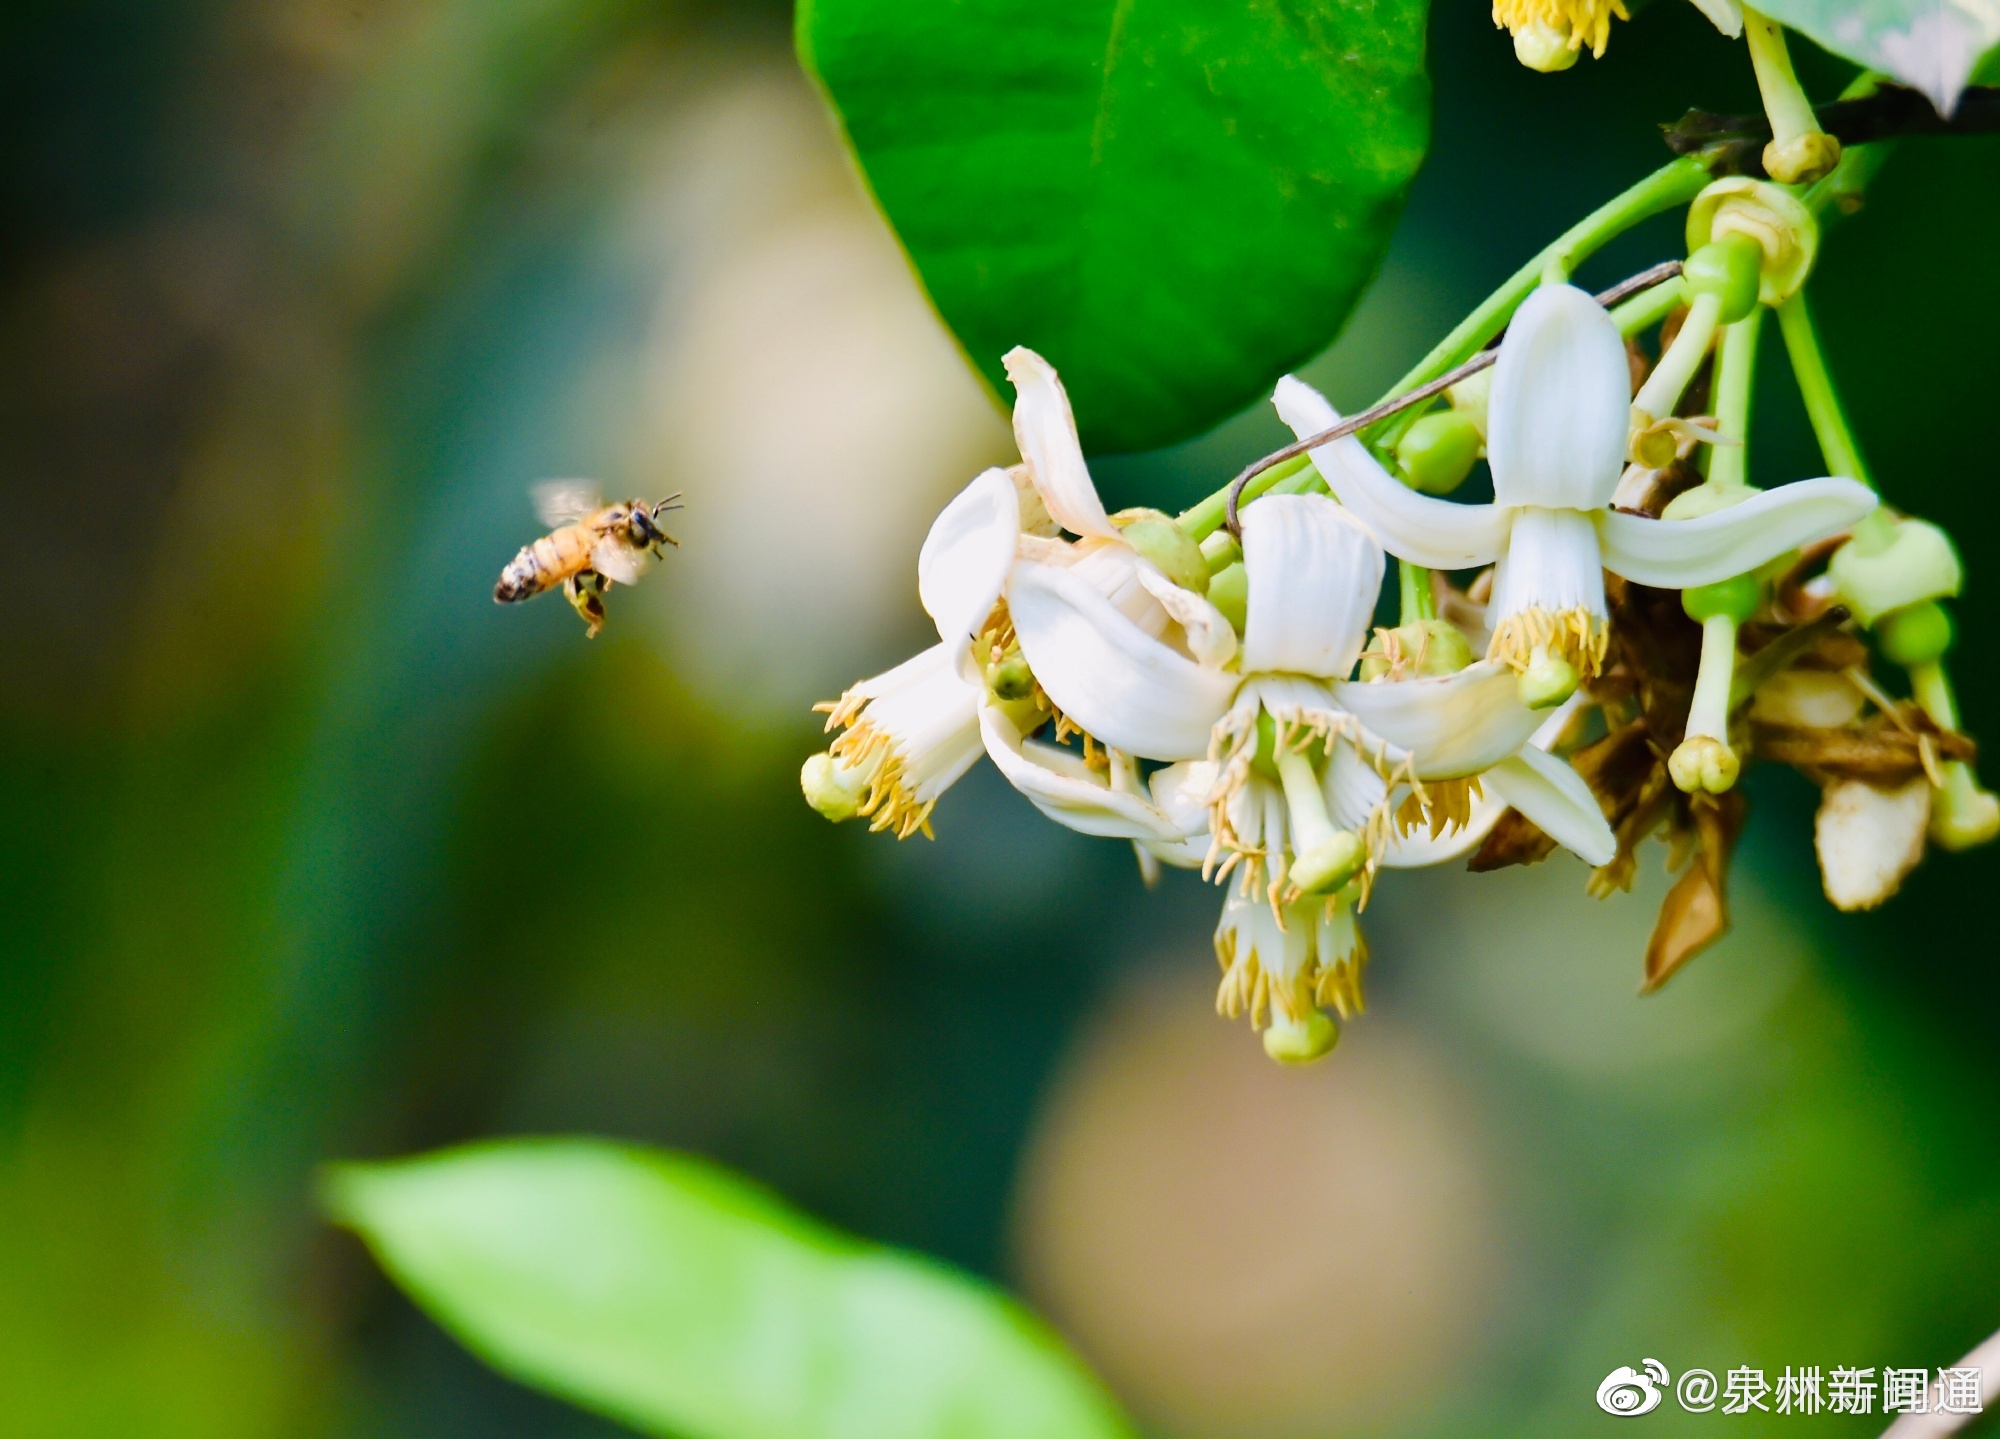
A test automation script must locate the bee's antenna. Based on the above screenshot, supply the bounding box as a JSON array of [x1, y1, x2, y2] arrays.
[[652, 493, 685, 520]]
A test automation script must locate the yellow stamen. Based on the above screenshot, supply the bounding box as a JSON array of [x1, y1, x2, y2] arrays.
[[1488, 605, 1609, 680], [1491, 0, 1628, 58]]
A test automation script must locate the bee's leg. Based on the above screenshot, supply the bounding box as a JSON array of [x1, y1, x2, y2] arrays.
[[563, 572, 607, 639]]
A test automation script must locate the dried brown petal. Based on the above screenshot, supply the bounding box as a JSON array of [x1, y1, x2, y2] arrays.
[[1642, 791, 1746, 993]]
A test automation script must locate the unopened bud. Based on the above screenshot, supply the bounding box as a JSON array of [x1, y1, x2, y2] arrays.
[[1668, 733, 1741, 794], [1829, 518, 1962, 626], [1395, 410, 1483, 494], [801, 751, 869, 822], [1686, 178, 1818, 305], [1114, 509, 1208, 594], [1263, 1009, 1339, 1065], [1208, 561, 1248, 634], [1512, 19, 1578, 70]]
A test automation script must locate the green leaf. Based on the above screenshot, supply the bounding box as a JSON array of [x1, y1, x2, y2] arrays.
[[797, 0, 1430, 453], [1750, 0, 2000, 116], [324, 1139, 1132, 1439]]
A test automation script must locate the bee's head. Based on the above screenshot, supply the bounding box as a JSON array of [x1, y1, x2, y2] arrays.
[[627, 506, 665, 546]]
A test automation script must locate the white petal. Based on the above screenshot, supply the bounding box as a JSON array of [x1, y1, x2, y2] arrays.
[[1687, 0, 1743, 37], [1003, 347, 1118, 540], [1489, 506, 1607, 623], [1323, 741, 1388, 831], [1483, 746, 1616, 866], [1596, 477, 1877, 588], [1486, 283, 1629, 510], [1144, 760, 1218, 869], [1273, 376, 1511, 569], [978, 704, 1192, 841], [1331, 661, 1543, 780], [918, 468, 1020, 654], [1007, 560, 1237, 761], [1135, 563, 1238, 669], [848, 644, 987, 803], [1240, 493, 1382, 679]]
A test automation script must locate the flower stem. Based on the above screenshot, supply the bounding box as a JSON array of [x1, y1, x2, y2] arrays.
[[1686, 614, 1740, 742], [1633, 290, 1722, 424], [1178, 157, 1717, 537], [1744, 7, 1842, 182], [1706, 307, 1763, 490], [1774, 291, 1868, 486]]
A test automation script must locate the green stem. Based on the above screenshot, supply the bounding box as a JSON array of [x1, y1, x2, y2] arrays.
[[1178, 453, 1309, 538], [1612, 274, 1686, 337], [1706, 307, 1762, 490], [1178, 155, 1719, 536], [1775, 291, 1872, 487], [1633, 291, 1722, 423], [1398, 559, 1436, 624], [1743, 7, 1823, 150]]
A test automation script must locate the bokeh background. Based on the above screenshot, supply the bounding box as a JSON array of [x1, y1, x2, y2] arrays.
[[5, 0, 1999, 1434]]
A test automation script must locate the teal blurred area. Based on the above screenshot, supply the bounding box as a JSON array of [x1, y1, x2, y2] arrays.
[[1, 1, 1997, 1435]]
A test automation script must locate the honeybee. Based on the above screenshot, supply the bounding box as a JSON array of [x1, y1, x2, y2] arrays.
[[494, 482, 682, 638]]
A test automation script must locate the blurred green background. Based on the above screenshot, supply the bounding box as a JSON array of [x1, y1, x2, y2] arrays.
[[4, 0, 1998, 1435]]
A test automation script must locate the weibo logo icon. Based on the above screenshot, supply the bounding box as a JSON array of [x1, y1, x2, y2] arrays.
[[1597, 1359, 1670, 1415]]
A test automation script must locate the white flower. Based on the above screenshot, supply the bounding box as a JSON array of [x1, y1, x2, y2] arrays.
[[1274, 282, 1878, 709], [805, 347, 1228, 848], [1010, 489, 1616, 1059]]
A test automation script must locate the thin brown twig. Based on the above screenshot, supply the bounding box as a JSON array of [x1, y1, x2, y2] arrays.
[[1221, 260, 1684, 538]]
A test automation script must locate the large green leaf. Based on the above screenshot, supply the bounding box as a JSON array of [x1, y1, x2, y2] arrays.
[[797, 0, 1430, 453], [1752, 0, 2000, 116], [324, 1140, 1132, 1439]]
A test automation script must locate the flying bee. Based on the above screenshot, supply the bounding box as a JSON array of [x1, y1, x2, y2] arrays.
[[494, 481, 682, 638]]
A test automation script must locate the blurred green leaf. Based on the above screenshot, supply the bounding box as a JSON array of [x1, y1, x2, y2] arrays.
[[324, 1139, 1133, 1439], [1750, 0, 1999, 115], [796, 0, 1429, 453]]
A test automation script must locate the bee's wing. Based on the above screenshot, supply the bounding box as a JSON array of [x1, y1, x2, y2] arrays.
[[590, 534, 656, 586], [532, 479, 603, 527]]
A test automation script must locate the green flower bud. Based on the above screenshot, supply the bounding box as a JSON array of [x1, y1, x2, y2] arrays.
[[801, 752, 867, 822], [1263, 1009, 1339, 1065], [1517, 647, 1578, 710], [1290, 829, 1367, 897], [1395, 410, 1483, 495], [1208, 561, 1248, 634], [1682, 572, 1760, 625], [1113, 508, 1207, 594], [1877, 600, 1954, 667], [1668, 734, 1741, 795], [1682, 234, 1764, 325], [1686, 178, 1818, 305], [1828, 518, 1962, 627], [1448, 367, 1492, 439]]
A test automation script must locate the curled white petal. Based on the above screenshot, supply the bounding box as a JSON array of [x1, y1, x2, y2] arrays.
[[1240, 493, 1382, 679], [1008, 561, 1236, 761], [1483, 745, 1616, 866], [1596, 477, 1877, 588], [1145, 760, 1219, 868], [1688, 0, 1744, 35], [1486, 283, 1629, 510], [1331, 661, 1542, 780], [1003, 347, 1118, 540], [1323, 742, 1387, 831], [919, 468, 1020, 655], [850, 643, 987, 803], [1135, 563, 1238, 670], [978, 704, 1192, 841], [1489, 506, 1608, 624], [1273, 376, 1512, 569]]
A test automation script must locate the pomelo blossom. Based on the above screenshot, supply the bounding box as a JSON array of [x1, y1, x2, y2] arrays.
[[1008, 490, 1616, 1061], [1274, 282, 1876, 711], [803, 348, 1229, 848]]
